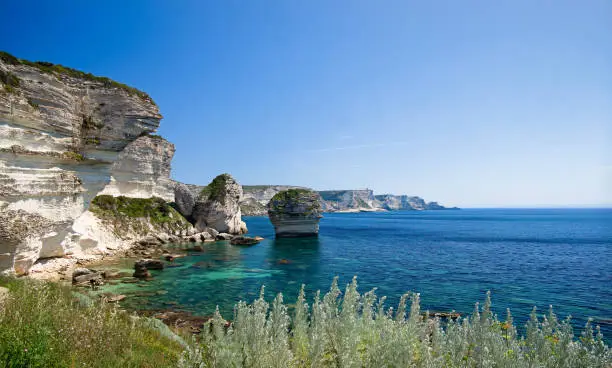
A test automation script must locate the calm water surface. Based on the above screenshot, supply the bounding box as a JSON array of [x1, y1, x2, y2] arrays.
[[96, 209, 612, 339]]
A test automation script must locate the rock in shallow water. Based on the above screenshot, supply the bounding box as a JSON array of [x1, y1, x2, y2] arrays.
[[135, 259, 164, 270], [216, 233, 232, 241], [267, 189, 323, 238], [230, 236, 261, 246]]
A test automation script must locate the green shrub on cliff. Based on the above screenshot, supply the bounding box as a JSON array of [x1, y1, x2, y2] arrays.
[[199, 174, 231, 204], [91, 195, 187, 224], [0, 69, 20, 95], [0, 277, 182, 368], [90, 195, 191, 238], [180, 277, 611, 368]]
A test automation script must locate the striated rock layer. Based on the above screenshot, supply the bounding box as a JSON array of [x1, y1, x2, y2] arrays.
[[98, 134, 175, 201], [0, 52, 175, 275], [268, 189, 322, 238]]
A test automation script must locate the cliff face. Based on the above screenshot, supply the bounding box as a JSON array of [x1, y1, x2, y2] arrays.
[[374, 194, 457, 210], [0, 52, 173, 275], [318, 189, 383, 212], [374, 194, 427, 210], [98, 135, 175, 201]]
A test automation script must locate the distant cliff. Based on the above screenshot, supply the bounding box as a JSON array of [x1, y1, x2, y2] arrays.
[[375, 194, 458, 211], [241, 185, 307, 216], [318, 189, 382, 212], [240, 185, 457, 216]]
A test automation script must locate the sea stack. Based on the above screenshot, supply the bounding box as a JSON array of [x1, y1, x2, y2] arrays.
[[191, 174, 248, 235], [267, 189, 322, 237]]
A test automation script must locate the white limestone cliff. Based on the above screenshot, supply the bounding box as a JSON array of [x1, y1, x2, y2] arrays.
[[0, 52, 176, 274]]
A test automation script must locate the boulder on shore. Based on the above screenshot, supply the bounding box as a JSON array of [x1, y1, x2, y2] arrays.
[[268, 189, 323, 238]]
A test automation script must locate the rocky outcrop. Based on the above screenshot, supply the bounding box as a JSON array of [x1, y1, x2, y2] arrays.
[[319, 189, 383, 212], [174, 182, 196, 219], [240, 185, 307, 216], [191, 174, 247, 235], [268, 189, 322, 237], [0, 52, 171, 275]]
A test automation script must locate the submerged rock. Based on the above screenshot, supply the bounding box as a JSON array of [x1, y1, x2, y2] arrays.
[[191, 174, 247, 235], [268, 189, 323, 238], [230, 236, 261, 246]]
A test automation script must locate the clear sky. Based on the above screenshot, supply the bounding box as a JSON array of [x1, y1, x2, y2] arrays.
[[1, 1, 610, 207]]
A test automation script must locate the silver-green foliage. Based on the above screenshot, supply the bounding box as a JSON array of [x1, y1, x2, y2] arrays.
[[180, 277, 611, 368]]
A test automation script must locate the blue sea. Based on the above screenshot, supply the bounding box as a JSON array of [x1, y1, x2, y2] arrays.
[[97, 209, 612, 340]]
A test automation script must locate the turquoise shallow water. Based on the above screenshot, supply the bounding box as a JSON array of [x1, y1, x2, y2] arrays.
[[96, 208, 612, 340]]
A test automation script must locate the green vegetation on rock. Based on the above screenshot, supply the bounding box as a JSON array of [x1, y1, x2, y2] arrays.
[[137, 131, 164, 141], [61, 151, 85, 161], [0, 277, 182, 367], [0, 50, 154, 104], [90, 195, 191, 238], [0, 69, 20, 95], [199, 173, 232, 204], [91, 195, 184, 224], [268, 189, 322, 216]]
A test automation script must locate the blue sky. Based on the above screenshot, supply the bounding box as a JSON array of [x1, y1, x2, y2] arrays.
[[1, 1, 610, 207]]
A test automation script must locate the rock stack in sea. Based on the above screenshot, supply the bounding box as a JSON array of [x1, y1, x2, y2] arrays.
[[188, 174, 248, 235], [267, 189, 322, 237]]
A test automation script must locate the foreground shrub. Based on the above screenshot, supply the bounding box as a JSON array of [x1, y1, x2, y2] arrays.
[[182, 277, 611, 368], [0, 277, 182, 368]]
